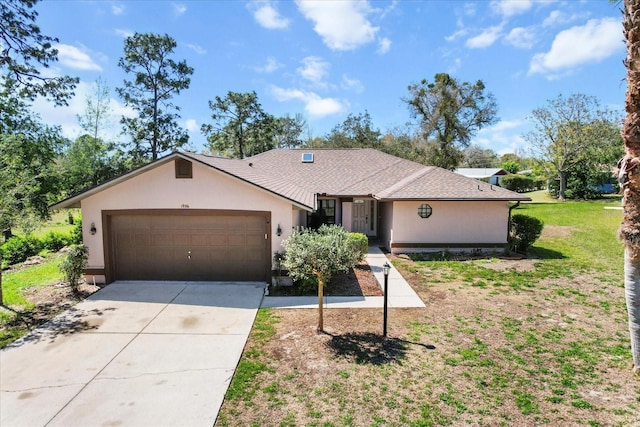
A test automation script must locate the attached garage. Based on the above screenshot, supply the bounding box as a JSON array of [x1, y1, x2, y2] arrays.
[[105, 210, 271, 282]]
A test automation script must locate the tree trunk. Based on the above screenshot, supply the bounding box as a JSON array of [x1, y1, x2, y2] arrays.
[[558, 170, 566, 201], [620, 0, 640, 375], [625, 248, 640, 370], [317, 274, 324, 333]]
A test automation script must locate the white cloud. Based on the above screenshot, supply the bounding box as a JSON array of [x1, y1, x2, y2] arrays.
[[254, 56, 282, 73], [31, 79, 133, 142], [270, 85, 345, 117], [448, 57, 462, 74], [529, 17, 623, 77], [186, 43, 206, 55], [377, 37, 391, 54], [111, 3, 124, 15], [445, 27, 468, 42], [184, 119, 198, 133], [504, 27, 536, 49], [251, 2, 290, 29], [542, 9, 587, 28], [55, 44, 102, 71], [114, 28, 133, 38], [341, 75, 364, 93], [297, 56, 329, 85], [295, 0, 378, 50], [471, 119, 528, 155], [466, 25, 503, 49], [491, 0, 532, 18], [173, 3, 187, 15]]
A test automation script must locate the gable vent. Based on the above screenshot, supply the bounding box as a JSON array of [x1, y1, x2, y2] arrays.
[[175, 158, 193, 179], [301, 152, 314, 163]]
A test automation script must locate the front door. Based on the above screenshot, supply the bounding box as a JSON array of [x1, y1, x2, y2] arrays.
[[352, 199, 376, 236]]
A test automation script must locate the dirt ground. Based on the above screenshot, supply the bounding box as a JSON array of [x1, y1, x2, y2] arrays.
[[216, 255, 640, 427], [1, 280, 100, 336]]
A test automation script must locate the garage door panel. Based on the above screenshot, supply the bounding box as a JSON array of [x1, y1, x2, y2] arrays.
[[112, 213, 269, 281], [191, 234, 209, 246]]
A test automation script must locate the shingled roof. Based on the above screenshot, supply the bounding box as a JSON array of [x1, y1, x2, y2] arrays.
[[51, 148, 530, 211], [237, 149, 530, 202]]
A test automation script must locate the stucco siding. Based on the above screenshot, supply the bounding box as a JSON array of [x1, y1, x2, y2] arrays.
[[379, 201, 394, 250], [390, 200, 509, 251], [81, 161, 294, 276]]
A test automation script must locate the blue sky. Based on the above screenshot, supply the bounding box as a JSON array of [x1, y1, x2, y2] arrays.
[[32, 0, 626, 156]]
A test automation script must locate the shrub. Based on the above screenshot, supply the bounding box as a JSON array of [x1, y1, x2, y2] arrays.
[[347, 232, 368, 262], [502, 175, 537, 193], [68, 211, 74, 225], [295, 275, 319, 293], [1, 235, 43, 265], [70, 219, 83, 244], [41, 231, 71, 252], [509, 214, 544, 253], [59, 245, 88, 290]]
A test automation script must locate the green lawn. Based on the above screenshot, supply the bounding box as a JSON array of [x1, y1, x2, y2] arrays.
[[518, 197, 623, 275], [28, 209, 80, 238]]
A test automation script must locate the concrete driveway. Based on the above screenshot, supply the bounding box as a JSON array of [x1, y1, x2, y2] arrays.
[[0, 281, 265, 427]]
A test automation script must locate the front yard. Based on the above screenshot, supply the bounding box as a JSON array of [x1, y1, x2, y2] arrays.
[[216, 199, 640, 426]]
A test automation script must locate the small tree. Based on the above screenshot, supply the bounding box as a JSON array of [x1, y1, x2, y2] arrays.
[[281, 225, 362, 332], [59, 245, 88, 293]]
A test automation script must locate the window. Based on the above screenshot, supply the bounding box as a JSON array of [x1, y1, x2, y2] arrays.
[[307, 199, 336, 229], [418, 204, 432, 219], [301, 152, 314, 163], [175, 159, 193, 179]]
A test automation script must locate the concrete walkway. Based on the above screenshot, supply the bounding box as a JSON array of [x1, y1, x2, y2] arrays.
[[1, 281, 265, 427], [262, 246, 425, 309]]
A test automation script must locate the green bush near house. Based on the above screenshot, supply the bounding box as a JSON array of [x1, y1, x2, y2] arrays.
[[509, 214, 544, 253], [347, 232, 368, 261], [59, 245, 88, 290]]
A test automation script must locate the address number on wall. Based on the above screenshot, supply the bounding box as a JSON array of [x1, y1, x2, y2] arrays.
[[181, 204, 190, 208]]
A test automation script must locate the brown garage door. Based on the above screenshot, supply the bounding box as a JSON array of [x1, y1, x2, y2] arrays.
[[110, 212, 270, 281]]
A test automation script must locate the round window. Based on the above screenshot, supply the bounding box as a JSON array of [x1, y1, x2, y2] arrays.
[[418, 204, 432, 219]]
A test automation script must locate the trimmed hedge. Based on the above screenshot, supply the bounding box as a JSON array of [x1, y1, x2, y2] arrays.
[[501, 174, 544, 193], [347, 232, 369, 262], [509, 214, 544, 253]]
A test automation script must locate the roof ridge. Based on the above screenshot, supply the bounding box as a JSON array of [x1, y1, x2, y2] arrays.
[[376, 166, 434, 199]]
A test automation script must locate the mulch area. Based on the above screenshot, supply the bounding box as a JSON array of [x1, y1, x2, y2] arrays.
[[269, 262, 382, 297]]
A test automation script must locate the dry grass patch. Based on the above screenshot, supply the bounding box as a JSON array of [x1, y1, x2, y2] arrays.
[[216, 255, 640, 427]]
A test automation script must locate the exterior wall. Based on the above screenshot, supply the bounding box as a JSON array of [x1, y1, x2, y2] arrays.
[[342, 201, 353, 232], [379, 201, 394, 250], [81, 161, 296, 282], [389, 200, 509, 253], [292, 208, 306, 229]]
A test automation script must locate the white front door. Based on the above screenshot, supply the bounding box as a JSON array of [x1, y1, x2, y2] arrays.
[[352, 199, 376, 236]]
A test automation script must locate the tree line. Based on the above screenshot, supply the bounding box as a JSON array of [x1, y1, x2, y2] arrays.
[[1, 0, 625, 237]]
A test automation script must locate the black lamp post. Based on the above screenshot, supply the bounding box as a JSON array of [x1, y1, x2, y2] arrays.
[[383, 261, 391, 337]]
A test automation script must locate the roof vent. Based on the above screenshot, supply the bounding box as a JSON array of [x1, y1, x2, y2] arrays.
[[301, 152, 314, 163]]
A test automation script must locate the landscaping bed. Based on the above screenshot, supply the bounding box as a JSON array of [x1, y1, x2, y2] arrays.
[[269, 262, 382, 297]]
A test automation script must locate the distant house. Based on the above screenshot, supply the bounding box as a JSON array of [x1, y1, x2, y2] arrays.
[[52, 149, 530, 284], [455, 168, 509, 185]]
